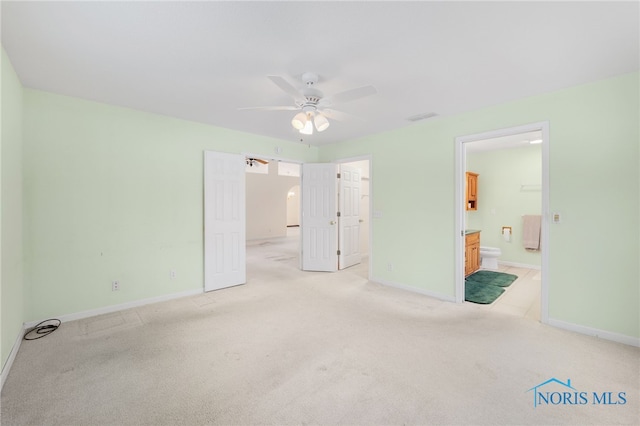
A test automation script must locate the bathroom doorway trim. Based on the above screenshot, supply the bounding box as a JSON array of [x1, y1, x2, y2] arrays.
[[454, 121, 550, 324]]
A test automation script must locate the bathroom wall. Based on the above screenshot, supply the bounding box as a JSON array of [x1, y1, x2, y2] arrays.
[[466, 144, 542, 267]]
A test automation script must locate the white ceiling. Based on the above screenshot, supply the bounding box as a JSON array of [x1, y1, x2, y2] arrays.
[[2, 1, 638, 146]]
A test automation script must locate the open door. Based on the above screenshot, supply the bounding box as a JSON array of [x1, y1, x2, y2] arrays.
[[204, 151, 246, 291], [338, 164, 362, 269], [301, 163, 338, 272]]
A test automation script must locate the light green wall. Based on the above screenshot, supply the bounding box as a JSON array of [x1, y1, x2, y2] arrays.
[[1, 49, 25, 369], [319, 72, 639, 339], [23, 90, 317, 321], [9, 66, 640, 346], [321, 123, 457, 297], [467, 144, 542, 266]]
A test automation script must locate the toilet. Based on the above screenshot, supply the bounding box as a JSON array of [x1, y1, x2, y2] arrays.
[[480, 246, 501, 270]]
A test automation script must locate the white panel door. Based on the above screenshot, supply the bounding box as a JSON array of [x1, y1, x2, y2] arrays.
[[301, 163, 338, 272], [339, 164, 362, 270], [204, 151, 246, 291]]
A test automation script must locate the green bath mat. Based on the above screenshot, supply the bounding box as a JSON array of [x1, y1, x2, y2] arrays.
[[467, 270, 518, 288], [465, 270, 518, 304], [465, 280, 505, 304]]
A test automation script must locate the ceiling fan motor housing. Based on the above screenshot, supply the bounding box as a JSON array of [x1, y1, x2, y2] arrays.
[[300, 72, 323, 110], [301, 88, 322, 106], [301, 72, 318, 86]]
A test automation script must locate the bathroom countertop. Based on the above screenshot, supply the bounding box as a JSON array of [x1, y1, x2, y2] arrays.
[[465, 229, 481, 235]]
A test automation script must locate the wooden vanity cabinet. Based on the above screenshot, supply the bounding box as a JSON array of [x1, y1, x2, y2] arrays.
[[466, 172, 478, 211], [465, 231, 480, 276]]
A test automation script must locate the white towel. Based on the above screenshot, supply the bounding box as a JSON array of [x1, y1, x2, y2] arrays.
[[522, 215, 541, 250]]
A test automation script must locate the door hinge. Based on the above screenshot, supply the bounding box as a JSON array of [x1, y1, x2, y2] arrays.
[[337, 250, 341, 255], [337, 211, 341, 217], [337, 173, 341, 179]]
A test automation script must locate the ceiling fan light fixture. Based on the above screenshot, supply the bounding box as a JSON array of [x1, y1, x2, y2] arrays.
[[291, 112, 307, 130], [300, 118, 314, 135], [243, 72, 377, 137], [314, 114, 330, 132]]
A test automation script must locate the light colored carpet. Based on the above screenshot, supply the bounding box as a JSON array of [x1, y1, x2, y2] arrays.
[[2, 236, 639, 425]]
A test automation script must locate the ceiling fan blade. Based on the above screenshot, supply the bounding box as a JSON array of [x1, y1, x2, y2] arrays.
[[267, 75, 304, 101], [254, 158, 268, 164], [237, 105, 299, 111], [329, 85, 377, 105], [318, 108, 361, 122]]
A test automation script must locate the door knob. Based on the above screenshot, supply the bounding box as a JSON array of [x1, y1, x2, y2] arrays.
[[359, 219, 364, 223], [330, 220, 336, 225]]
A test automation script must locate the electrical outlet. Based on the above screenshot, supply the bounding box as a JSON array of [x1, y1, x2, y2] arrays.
[[112, 280, 120, 291], [170, 270, 177, 279], [387, 263, 393, 272]]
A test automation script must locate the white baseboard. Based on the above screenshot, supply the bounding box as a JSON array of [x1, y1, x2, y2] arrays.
[[24, 288, 203, 329], [548, 318, 640, 347], [1, 327, 24, 391], [370, 276, 456, 303], [498, 260, 541, 270]]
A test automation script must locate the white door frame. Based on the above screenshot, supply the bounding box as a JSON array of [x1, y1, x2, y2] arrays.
[[454, 122, 549, 323]]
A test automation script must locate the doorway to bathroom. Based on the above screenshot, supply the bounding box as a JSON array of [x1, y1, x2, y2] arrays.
[[455, 122, 549, 323]]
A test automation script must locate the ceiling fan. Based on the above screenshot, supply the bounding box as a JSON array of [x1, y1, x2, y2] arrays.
[[246, 157, 268, 167], [239, 72, 377, 135]]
